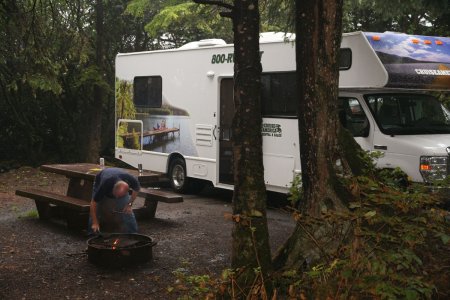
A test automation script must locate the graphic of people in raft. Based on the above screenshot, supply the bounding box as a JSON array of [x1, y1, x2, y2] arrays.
[[153, 119, 167, 131]]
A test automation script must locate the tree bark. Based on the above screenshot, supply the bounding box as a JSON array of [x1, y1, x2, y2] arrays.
[[273, 0, 356, 271], [295, 0, 347, 216], [230, 0, 273, 293], [192, 1, 273, 292]]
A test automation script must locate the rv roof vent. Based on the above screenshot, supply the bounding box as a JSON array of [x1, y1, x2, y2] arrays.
[[179, 39, 227, 50], [260, 32, 295, 43], [383, 31, 407, 35]]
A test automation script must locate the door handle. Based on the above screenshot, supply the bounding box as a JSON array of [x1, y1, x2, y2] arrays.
[[374, 145, 387, 150]]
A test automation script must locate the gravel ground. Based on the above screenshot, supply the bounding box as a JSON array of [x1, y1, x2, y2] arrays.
[[0, 167, 295, 299]]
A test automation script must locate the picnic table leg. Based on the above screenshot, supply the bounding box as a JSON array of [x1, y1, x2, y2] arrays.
[[144, 196, 158, 218], [134, 197, 158, 219], [35, 201, 51, 220]]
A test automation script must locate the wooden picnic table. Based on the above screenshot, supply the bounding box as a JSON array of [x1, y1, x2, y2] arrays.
[[40, 163, 159, 201], [15, 163, 182, 231]]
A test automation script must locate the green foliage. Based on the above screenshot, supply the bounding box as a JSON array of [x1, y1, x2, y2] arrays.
[[169, 267, 215, 299], [18, 210, 39, 219], [260, 0, 295, 32], [125, 0, 156, 18], [127, 0, 232, 48], [116, 125, 125, 148], [343, 0, 450, 34], [115, 79, 137, 149], [76, 66, 111, 92], [288, 173, 303, 207], [0, 0, 153, 163], [278, 167, 450, 299], [115, 79, 136, 120]]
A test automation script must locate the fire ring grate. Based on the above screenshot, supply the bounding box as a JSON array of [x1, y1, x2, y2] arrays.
[[87, 233, 156, 268]]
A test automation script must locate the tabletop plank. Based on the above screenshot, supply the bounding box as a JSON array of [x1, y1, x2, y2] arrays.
[[40, 163, 160, 184]]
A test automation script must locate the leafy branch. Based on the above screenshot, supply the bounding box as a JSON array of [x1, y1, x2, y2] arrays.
[[192, 0, 234, 18]]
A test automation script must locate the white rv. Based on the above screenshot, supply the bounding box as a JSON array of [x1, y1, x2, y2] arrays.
[[115, 31, 450, 193]]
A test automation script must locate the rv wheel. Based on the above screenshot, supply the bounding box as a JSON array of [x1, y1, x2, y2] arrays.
[[169, 158, 189, 193]]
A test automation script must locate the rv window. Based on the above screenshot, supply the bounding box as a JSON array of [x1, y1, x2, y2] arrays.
[[261, 72, 297, 117], [133, 76, 162, 108], [365, 93, 450, 135], [339, 48, 352, 70]]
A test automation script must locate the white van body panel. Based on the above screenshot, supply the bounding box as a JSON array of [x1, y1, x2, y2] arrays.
[[372, 132, 450, 181], [340, 32, 388, 88]]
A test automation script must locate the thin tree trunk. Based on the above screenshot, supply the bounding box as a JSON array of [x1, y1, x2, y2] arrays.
[[191, 2, 273, 291], [230, 0, 272, 293]]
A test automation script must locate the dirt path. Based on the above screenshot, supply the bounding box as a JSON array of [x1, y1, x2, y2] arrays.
[[0, 167, 295, 299]]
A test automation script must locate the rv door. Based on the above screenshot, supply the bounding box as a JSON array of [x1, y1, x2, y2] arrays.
[[218, 78, 234, 185]]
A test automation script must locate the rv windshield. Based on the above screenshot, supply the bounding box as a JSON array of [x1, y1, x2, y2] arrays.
[[365, 94, 450, 135]]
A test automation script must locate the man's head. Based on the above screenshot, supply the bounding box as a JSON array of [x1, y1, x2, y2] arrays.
[[113, 180, 129, 198]]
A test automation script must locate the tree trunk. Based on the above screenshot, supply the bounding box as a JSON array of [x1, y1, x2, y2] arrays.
[[193, 0, 273, 293], [230, 0, 273, 294], [273, 0, 354, 271], [296, 0, 346, 216]]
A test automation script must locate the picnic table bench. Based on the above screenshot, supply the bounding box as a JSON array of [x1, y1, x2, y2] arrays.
[[15, 163, 183, 231], [134, 187, 183, 219], [15, 188, 91, 230]]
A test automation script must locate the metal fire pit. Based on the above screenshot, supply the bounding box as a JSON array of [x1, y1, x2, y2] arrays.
[[87, 233, 156, 268]]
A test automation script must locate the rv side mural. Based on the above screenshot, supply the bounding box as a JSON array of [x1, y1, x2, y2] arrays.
[[115, 78, 198, 157], [364, 32, 450, 89]]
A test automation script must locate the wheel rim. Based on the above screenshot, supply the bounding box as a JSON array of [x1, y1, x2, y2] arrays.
[[172, 164, 185, 189]]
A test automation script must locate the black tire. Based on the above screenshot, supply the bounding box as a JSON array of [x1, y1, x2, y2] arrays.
[[169, 158, 189, 193]]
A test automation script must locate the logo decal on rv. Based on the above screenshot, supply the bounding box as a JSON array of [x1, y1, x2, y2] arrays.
[[211, 51, 264, 64], [211, 53, 234, 64], [262, 123, 282, 137], [415, 69, 450, 76]]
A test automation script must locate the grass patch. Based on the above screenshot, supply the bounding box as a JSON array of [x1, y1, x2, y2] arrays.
[[18, 209, 39, 219]]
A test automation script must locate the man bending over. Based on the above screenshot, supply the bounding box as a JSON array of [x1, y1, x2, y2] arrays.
[[89, 168, 140, 234]]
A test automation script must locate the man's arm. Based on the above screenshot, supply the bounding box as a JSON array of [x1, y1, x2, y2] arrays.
[[123, 189, 138, 214], [120, 173, 140, 192], [130, 189, 138, 203], [90, 199, 100, 233]]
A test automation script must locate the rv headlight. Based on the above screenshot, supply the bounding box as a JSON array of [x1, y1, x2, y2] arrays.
[[420, 156, 448, 182]]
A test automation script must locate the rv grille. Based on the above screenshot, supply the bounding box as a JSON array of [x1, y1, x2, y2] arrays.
[[447, 154, 450, 177]]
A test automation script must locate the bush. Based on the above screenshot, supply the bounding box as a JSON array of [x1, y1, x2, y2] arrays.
[[275, 171, 450, 299]]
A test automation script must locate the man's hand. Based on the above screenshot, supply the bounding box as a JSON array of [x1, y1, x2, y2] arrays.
[[123, 203, 133, 214], [91, 222, 100, 233]]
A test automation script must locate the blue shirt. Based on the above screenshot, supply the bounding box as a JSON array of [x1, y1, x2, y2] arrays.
[[92, 168, 140, 202]]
